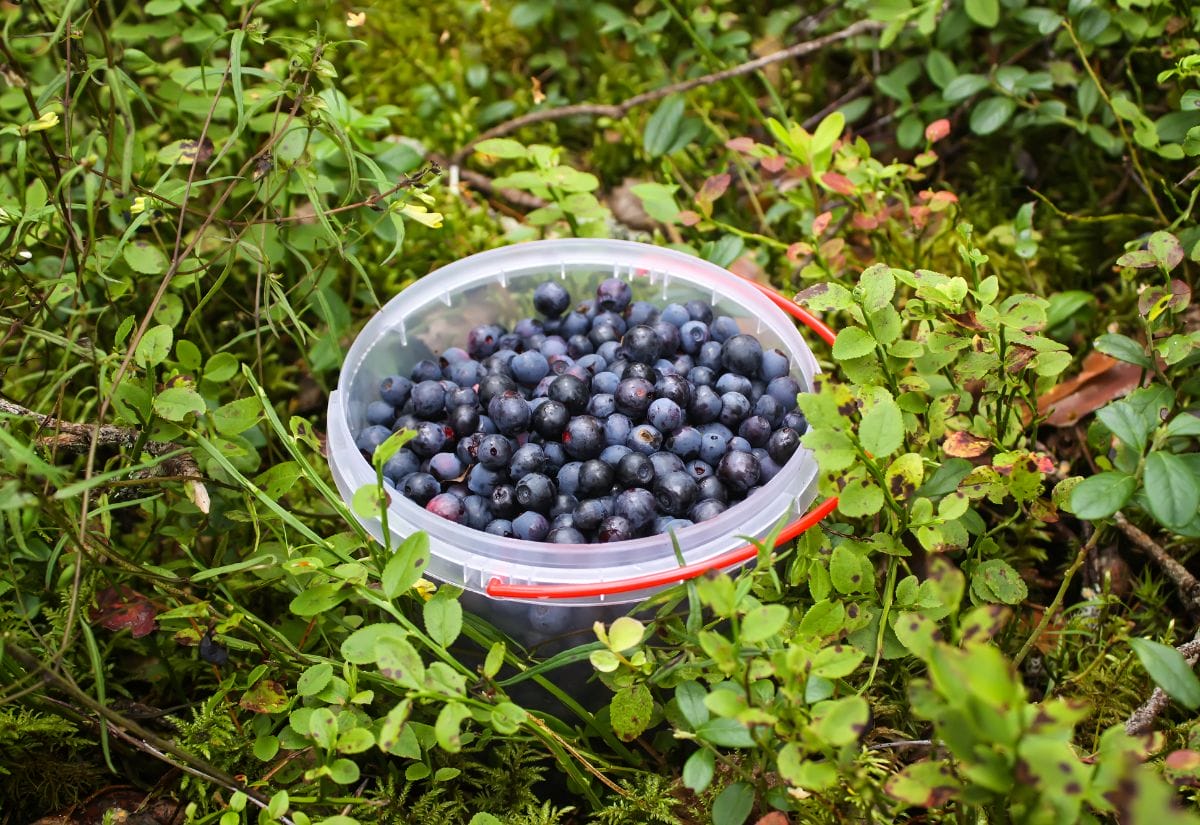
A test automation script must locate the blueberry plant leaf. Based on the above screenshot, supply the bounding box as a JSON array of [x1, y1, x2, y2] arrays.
[[1129, 638, 1200, 710], [610, 683, 653, 741], [1143, 452, 1200, 530]]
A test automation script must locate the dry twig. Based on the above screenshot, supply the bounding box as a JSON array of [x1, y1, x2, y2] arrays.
[[1114, 511, 1200, 615], [1125, 637, 1200, 735]]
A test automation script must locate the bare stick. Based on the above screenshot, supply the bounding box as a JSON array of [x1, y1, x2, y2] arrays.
[[1013, 528, 1101, 667], [1114, 511, 1200, 615], [1125, 637, 1200, 735], [450, 18, 884, 165]]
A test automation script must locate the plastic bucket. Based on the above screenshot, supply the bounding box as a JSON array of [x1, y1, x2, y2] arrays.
[[326, 239, 835, 650]]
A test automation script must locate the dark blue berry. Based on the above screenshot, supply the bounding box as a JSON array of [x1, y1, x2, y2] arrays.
[[687, 459, 713, 480], [534, 281, 572, 317], [666, 426, 702, 460], [738, 415, 772, 448], [428, 452, 465, 482], [598, 515, 634, 542], [463, 495, 492, 530], [697, 340, 723, 371], [698, 476, 728, 502], [447, 404, 480, 437], [646, 398, 684, 433], [722, 334, 764, 377], [649, 451, 685, 478], [366, 400, 395, 426], [767, 427, 801, 464], [578, 459, 615, 497], [718, 391, 751, 429], [411, 359, 443, 382], [556, 462, 583, 496], [551, 493, 578, 518], [655, 374, 692, 408], [685, 299, 713, 323], [563, 415, 604, 459], [621, 325, 662, 364], [488, 391, 531, 436], [679, 320, 710, 354], [655, 470, 699, 517], [356, 424, 392, 455], [615, 488, 656, 530], [516, 473, 555, 513], [660, 303, 689, 327], [690, 499, 727, 522], [467, 464, 503, 496], [688, 385, 722, 424], [573, 497, 612, 532], [615, 378, 654, 419], [760, 348, 790, 381], [426, 492, 465, 522], [510, 443, 547, 479], [490, 484, 519, 518], [717, 450, 761, 493], [595, 278, 633, 312], [513, 511, 550, 541], [587, 393, 617, 418], [477, 434, 512, 470], [382, 449, 420, 483], [547, 526, 586, 544], [600, 444, 633, 465], [617, 452, 655, 488], [485, 519, 515, 537], [532, 399, 569, 440], [410, 421, 448, 457], [400, 472, 439, 505], [627, 424, 663, 455], [710, 316, 740, 342], [548, 374, 589, 414], [510, 350, 550, 386], [467, 324, 505, 359], [478, 374, 518, 407], [380, 375, 413, 407], [627, 301, 659, 326]]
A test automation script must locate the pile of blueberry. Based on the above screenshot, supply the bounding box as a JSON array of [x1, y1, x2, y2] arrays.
[[354, 277, 807, 544]]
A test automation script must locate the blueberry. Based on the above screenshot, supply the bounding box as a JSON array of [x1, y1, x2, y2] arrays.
[[511, 350, 550, 386], [456, 433, 485, 465], [467, 464, 504, 496], [652, 320, 681, 355], [588, 322, 621, 350], [578, 459, 615, 497], [685, 299, 714, 323], [715, 372, 753, 398], [594, 310, 628, 335], [710, 316, 740, 342], [748, 379, 767, 404], [686, 366, 715, 387], [626, 301, 659, 326], [690, 499, 728, 522], [782, 410, 808, 433], [382, 449, 420, 482], [477, 434, 513, 470], [598, 515, 634, 542], [513, 511, 550, 541], [356, 424, 392, 455], [615, 378, 654, 419], [380, 375, 413, 407], [514, 317, 545, 340], [655, 358, 678, 375], [463, 495, 492, 530], [426, 492, 465, 522], [646, 398, 684, 433], [540, 337, 569, 359], [488, 391, 532, 436], [479, 374, 518, 407], [577, 353, 607, 375], [628, 424, 663, 455], [600, 444, 632, 465], [655, 470, 699, 516], [604, 414, 633, 447], [573, 497, 612, 532], [485, 519, 515, 537], [587, 393, 617, 418], [515, 473, 555, 514], [567, 334, 595, 358], [400, 472, 439, 505], [477, 415, 498, 435], [563, 415, 604, 459], [532, 399, 569, 440], [548, 374, 589, 414], [597, 340, 622, 364], [760, 348, 790, 381], [721, 334, 764, 377], [660, 303, 690, 327], [543, 442, 567, 469], [445, 359, 482, 388], [718, 391, 751, 429], [666, 426, 702, 460], [679, 320, 710, 354], [688, 385, 722, 424], [429, 452, 465, 482], [498, 332, 522, 352], [547, 526, 586, 544], [617, 452, 655, 488], [447, 386, 478, 409], [560, 311, 590, 338], [739, 415, 772, 448], [391, 413, 420, 435], [758, 454, 784, 483], [411, 359, 443, 382], [698, 476, 728, 502], [767, 427, 801, 464], [697, 340, 723, 371], [729, 436, 752, 454], [621, 325, 662, 364], [511, 443, 547, 479], [649, 451, 685, 478], [615, 488, 657, 530], [467, 324, 506, 359], [699, 429, 731, 466], [366, 400, 395, 427], [556, 462, 583, 496], [655, 374, 692, 408], [671, 354, 695, 375], [623, 361, 658, 383], [717, 450, 761, 493], [447, 404, 480, 438], [753, 395, 784, 428], [687, 459, 714, 480], [595, 278, 633, 312], [410, 421, 448, 457], [551, 493, 578, 518], [534, 281, 572, 317], [490, 484, 519, 518]]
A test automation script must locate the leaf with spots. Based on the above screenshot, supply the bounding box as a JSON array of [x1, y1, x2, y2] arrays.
[[830, 544, 872, 594], [838, 473, 885, 517], [885, 760, 961, 808], [943, 430, 991, 457], [809, 695, 870, 746], [970, 560, 1028, 605], [885, 453, 924, 500], [958, 605, 1012, 646], [811, 643, 866, 678], [611, 683, 653, 741], [239, 679, 288, 714], [382, 531, 431, 599], [375, 636, 425, 690], [435, 701, 471, 753]]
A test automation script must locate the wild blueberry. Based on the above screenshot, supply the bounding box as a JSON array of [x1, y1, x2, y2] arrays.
[[355, 424, 392, 456], [615, 488, 657, 530], [655, 358, 677, 375], [718, 391, 751, 429], [717, 450, 761, 493], [540, 336, 569, 359], [655, 470, 699, 517], [563, 415, 604, 459], [588, 322, 621, 350], [729, 436, 752, 454], [556, 462, 583, 496], [690, 499, 728, 522], [621, 325, 661, 364], [652, 320, 681, 355], [463, 495, 492, 530], [478, 373, 518, 407], [600, 444, 632, 466], [739, 415, 772, 448], [513, 511, 550, 541], [532, 399, 569, 440], [447, 404, 480, 438], [660, 303, 690, 327], [753, 394, 784, 428], [409, 421, 448, 457], [698, 429, 730, 466], [685, 299, 713, 323], [426, 492, 465, 522], [510, 350, 550, 385], [697, 340, 723, 371], [475, 434, 510, 470], [604, 414, 633, 447], [587, 392, 617, 418], [400, 472, 439, 505], [678, 320, 710, 354], [595, 278, 633, 312], [767, 427, 801, 464], [666, 426, 702, 460], [614, 378, 654, 419], [560, 311, 590, 338], [573, 497, 612, 532], [428, 452, 465, 482], [646, 398, 684, 433], [510, 443, 547, 479], [488, 391, 531, 436], [649, 451, 685, 478], [477, 415, 498, 435], [721, 334, 764, 377], [688, 385, 722, 424], [627, 424, 663, 455], [497, 332, 521, 352], [671, 353, 695, 375], [758, 454, 783, 483], [622, 361, 657, 383], [515, 473, 555, 513], [567, 334, 594, 358], [382, 449, 420, 483], [548, 374, 589, 414], [710, 315, 740, 342], [411, 359, 442, 382], [760, 348, 790, 381], [547, 526, 586, 544], [715, 372, 753, 398], [617, 452, 655, 488], [485, 519, 515, 537], [598, 515, 634, 542], [782, 409, 808, 434], [686, 366, 715, 387], [534, 281, 572, 317], [446, 359, 482, 388], [698, 476, 728, 502], [448, 386, 478, 409], [551, 493, 578, 518], [594, 310, 627, 335], [514, 317, 544, 339], [490, 484, 519, 519], [467, 324, 505, 359], [578, 459, 615, 497], [597, 340, 622, 364], [687, 459, 713, 479], [366, 400, 395, 427], [467, 464, 503, 496], [655, 374, 692, 408], [456, 433, 484, 465], [379, 375, 413, 407]]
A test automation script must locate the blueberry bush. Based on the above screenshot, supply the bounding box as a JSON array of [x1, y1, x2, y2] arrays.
[[2, 1, 1200, 823]]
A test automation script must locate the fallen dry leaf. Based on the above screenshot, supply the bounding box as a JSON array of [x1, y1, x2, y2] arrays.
[[1037, 352, 1142, 427], [943, 430, 991, 458], [90, 586, 157, 638], [755, 814, 791, 825]]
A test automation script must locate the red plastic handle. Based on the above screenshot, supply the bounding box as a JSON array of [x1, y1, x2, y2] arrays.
[[485, 279, 838, 600]]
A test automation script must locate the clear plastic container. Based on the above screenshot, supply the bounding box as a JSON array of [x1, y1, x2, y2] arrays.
[[326, 239, 825, 641]]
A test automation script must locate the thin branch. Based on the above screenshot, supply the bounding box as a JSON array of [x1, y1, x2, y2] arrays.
[[1013, 527, 1102, 667], [450, 18, 884, 165], [1125, 636, 1200, 735], [1114, 511, 1200, 615]]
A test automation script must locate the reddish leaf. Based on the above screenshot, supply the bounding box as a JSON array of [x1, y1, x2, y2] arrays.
[[90, 586, 158, 638], [820, 171, 855, 195], [925, 118, 951, 142], [852, 212, 878, 230], [761, 155, 787, 173], [755, 814, 791, 825], [678, 210, 702, 226], [812, 210, 832, 236], [725, 137, 756, 153], [1029, 497, 1059, 523], [1138, 279, 1190, 317], [909, 205, 932, 229], [1037, 352, 1142, 427], [698, 172, 731, 203], [944, 431, 991, 458], [786, 242, 813, 262], [240, 679, 288, 714]]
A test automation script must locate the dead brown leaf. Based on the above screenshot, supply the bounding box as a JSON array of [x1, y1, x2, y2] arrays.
[[943, 430, 991, 458], [1037, 352, 1142, 427]]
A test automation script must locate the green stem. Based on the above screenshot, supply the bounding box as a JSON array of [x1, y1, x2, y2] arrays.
[[862, 557, 898, 692], [1013, 529, 1102, 667]]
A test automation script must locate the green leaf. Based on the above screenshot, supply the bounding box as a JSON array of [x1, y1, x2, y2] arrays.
[[739, 604, 788, 643], [1094, 333, 1151, 367], [859, 264, 897, 311], [337, 727, 375, 754], [811, 695, 870, 746], [925, 50, 957, 88], [290, 583, 347, 617], [382, 532, 431, 599], [469, 815, 504, 825], [1166, 414, 1200, 438], [1130, 638, 1200, 710], [124, 241, 169, 274], [943, 73, 990, 102], [1144, 452, 1200, 529], [838, 475, 885, 517], [473, 138, 527, 159], [211, 396, 264, 436], [971, 559, 1028, 605], [607, 616, 645, 653], [135, 324, 174, 367], [644, 95, 686, 158], [376, 636, 425, 689], [832, 327, 876, 360], [297, 662, 333, 697], [965, 0, 999, 27], [886, 760, 962, 807], [695, 717, 755, 748], [683, 748, 715, 792], [917, 458, 973, 498], [675, 681, 710, 729], [830, 544, 870, 593], [308, 707, 338, 751], [611, 683, 653, 741], [1068, 471, 1136, 520], [970, 97, 1016, 135], [340, 623, 408, 664], [153, 387, 205, 422], [1097, 400, 1152, 453], [423, 591, 463, 648], [328, 758, 360, 786], [860, 399, 904, 458], [711, 782, 754, 825]]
